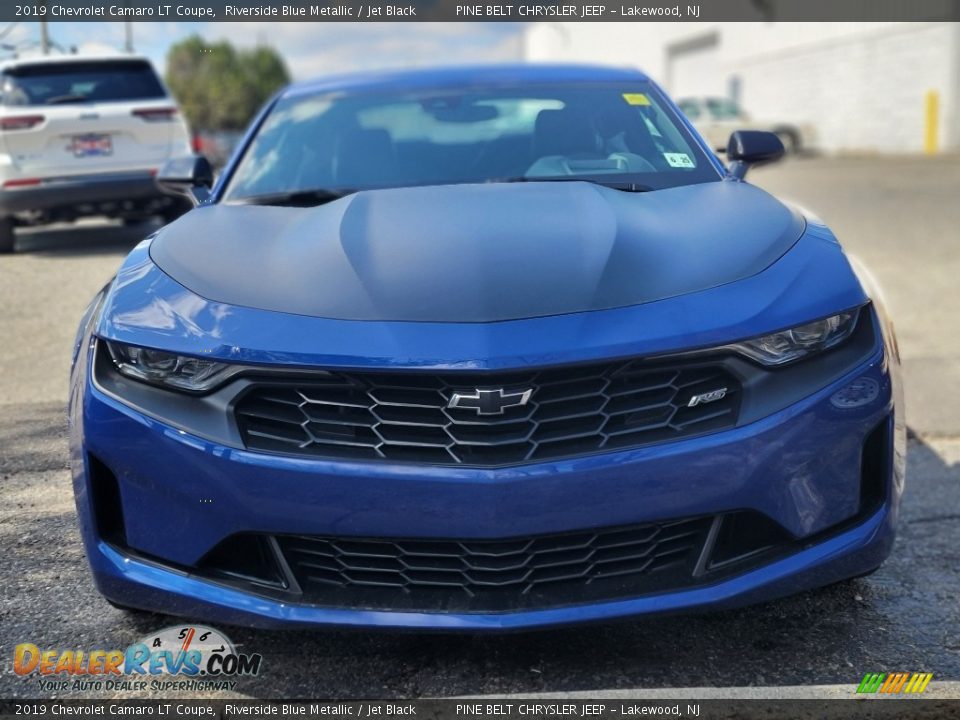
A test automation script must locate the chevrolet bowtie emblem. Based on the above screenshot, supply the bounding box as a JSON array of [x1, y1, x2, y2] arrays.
[[448, 388, 533, 415]]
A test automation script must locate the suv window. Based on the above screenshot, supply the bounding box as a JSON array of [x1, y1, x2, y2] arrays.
[[1, 60, 166, 106], [677, 100, 702, 120], [704, 98, 741, 121]]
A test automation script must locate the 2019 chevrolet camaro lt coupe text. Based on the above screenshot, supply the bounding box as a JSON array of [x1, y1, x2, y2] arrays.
[[68, 65, 905, 630]]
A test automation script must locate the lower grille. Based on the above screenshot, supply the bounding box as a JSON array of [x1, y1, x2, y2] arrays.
[[273, 517, 713, 612], [234, 358, 740, 467]]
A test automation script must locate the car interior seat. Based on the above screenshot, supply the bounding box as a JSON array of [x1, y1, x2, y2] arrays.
[[528, 107, 657, 176]]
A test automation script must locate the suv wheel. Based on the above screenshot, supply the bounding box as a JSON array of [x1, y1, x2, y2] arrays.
[[0, 217, 15, 254]]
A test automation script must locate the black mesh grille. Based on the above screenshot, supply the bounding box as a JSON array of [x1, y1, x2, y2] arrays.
[[275, 517, 713, 612], [235, 359, 740, 466]]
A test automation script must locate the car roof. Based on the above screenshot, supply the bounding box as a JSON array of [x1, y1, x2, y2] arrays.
[[0, 53, 153, 71], [284, 63, 651, 98]]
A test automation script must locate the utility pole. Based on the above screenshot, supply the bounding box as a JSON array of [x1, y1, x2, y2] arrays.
[[38, 0, 49, 54], [125, 22, 133, 53], [40, 0, 49, 55]]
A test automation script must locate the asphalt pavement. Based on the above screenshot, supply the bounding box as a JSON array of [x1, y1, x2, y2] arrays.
[[1, 156, 958, 700]]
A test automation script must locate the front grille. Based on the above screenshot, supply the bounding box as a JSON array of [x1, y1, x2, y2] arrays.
[[274, 517, 713, 612], [234, 358, 740, 466]]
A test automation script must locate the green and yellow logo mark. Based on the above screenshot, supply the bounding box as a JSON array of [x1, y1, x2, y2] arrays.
[[857, 672, 933, 694]]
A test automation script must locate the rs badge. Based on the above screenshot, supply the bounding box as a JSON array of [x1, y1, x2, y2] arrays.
[[687, 388, 728, 407]]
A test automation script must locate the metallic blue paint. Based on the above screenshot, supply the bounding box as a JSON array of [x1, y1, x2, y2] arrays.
[[68, 64, 905, 630], [70, 345, 900, 629], [88, 506, 895, 631], [96, 223, 866, 370], [81, 346, 889, 561]]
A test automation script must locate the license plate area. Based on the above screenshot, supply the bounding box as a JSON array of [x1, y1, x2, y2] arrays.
[[69, 133, 113, 158]]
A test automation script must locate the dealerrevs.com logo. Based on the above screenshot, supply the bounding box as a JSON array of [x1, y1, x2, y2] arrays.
[[14, 625, 262, 693]]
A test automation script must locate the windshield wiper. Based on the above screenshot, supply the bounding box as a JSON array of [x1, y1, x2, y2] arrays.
[[232, 188, 353, 207], [491, 177, 653, 192], [46, 94, 91, 105], [590, 180, 653, 193]]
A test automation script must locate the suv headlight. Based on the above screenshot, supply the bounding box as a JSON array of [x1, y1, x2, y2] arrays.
[[105, 340, 241, 392], [724, 308, 861, 366]]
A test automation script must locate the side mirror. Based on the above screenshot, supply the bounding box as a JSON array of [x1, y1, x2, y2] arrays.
[[156, 155, 214, 205], [726, 130, 785, 180]]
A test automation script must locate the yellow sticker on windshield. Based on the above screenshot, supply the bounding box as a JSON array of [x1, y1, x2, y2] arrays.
[[622, 93, 651, 106]]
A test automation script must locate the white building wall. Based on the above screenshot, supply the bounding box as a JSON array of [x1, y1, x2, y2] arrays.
[[524, 22, 959, 153]]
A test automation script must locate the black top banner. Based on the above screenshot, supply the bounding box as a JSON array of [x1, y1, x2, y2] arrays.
[[5, 0, 960, 22]]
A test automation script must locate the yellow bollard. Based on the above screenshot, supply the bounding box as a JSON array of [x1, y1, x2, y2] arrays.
[[924, 90, 939, 155]]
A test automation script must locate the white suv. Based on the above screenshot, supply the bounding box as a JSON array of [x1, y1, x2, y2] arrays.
[[0, 54, 192, 253]]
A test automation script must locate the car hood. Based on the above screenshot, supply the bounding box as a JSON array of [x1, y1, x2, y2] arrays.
[[150, 180, 804, 323]]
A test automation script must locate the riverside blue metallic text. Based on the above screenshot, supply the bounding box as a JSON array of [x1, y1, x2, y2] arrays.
[[68, 64, 905, 630]]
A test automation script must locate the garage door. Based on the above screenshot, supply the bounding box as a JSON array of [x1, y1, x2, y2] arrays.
[[667, 33, 723, 97]]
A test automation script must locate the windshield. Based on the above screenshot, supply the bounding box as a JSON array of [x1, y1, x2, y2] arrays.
[[1, 60, 167, 106], [705, 98, 742, 121], [224, 82, 719, 201]]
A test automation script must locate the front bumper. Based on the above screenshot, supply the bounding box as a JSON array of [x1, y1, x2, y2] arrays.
[[70, 340, 903, 630]]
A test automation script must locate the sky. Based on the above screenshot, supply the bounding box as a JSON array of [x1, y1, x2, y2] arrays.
[[2, 21, 526, 80]]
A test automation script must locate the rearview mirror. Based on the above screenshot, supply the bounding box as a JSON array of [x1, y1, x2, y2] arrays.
[[157, 155, 214, 205], [726, 130, 785, 180]]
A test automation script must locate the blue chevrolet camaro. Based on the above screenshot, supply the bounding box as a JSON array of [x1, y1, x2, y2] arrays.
[[68, 64, 905, 630]]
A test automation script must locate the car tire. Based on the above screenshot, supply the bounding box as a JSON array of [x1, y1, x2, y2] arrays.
[[0, 217, 15, 254]]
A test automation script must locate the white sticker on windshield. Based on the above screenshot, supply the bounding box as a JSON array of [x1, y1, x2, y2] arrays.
[[663, 152, 695, 168]]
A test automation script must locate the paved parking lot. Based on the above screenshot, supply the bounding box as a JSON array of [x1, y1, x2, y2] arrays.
[[1, 157, 959, 699]]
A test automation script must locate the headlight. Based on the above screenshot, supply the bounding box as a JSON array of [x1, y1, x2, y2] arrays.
[[724, 308, 861, 366], [105, 340, 241, 392]]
